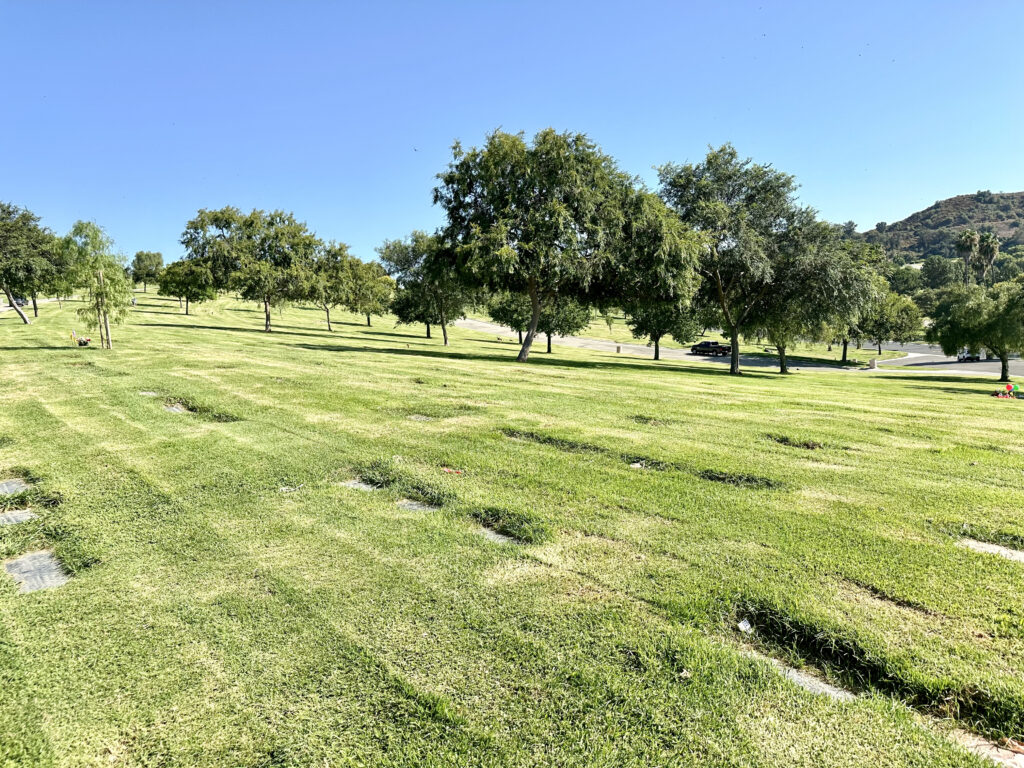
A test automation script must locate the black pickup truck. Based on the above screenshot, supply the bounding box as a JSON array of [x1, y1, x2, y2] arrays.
[[690, 340, 731, 357]]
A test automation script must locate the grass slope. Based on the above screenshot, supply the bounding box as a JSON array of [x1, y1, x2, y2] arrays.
[[1, 294, 1021, 766]]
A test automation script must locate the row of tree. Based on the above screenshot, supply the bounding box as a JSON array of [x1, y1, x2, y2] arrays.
[[6, 130, 1022, 379], [0, 205, 132, 348]]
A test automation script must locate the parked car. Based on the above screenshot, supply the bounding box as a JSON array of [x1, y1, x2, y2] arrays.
[[957, 349, 981, 362], [12, 296, 28, 307], [690, 340, 731, 357]]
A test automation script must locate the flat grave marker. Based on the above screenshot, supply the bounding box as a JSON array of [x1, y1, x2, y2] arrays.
[[0, 509, 37, 526], [477, 526, 514, 545], [340, 479, 377, 492], [0, 478, 30, 496], [396, 499, 438, 512], [4, 550, 69, 593], [958, 538, 1024, 564]]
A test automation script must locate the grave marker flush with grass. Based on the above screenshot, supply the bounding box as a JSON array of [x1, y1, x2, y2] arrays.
[[4, 550, 69, 593]]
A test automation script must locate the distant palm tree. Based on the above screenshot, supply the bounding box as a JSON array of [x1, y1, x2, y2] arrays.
[[954, 228, 979, 286], [978, 231, 1000, 285]]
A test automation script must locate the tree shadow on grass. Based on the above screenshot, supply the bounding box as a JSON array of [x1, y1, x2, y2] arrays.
[[289, 342, 778, 377], [133, 309, 183, 316], [136, 322, 339, 341]]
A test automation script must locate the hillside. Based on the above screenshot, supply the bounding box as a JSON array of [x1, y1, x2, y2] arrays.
[[863, 189, 1024, 262]]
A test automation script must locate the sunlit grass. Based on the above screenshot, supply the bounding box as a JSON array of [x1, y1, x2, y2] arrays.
[[0, 292, 1019, 766]]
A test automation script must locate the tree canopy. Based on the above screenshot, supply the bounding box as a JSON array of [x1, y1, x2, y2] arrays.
[[63, 221, 132, 349], [159, 259, 217, 315], [928, 283, 1024, 382], [131, 251, 164, 292], [0, 202, 52, 324], [658, 144, 804, 374], [434, 128, 629, 361], [378, 231, 477, 345]]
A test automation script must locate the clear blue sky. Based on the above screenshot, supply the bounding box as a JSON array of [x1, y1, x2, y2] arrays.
[[2, 1, 1022, 264]]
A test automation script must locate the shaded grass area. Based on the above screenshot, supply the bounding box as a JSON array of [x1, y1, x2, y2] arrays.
[[0, 294, 1020, 765]]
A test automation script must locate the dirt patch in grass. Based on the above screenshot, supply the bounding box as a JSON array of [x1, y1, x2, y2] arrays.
[[164, 397, 241, 422], [471, 506, 552, 544], [735, 595, 1024, 739], [399, 403, 480, 420], [629, 415, 667, 427], [500, 428, 604, 454], [698, 470, 782, 490], [0, 435, 12, 449], [766, 433, 824, 450]]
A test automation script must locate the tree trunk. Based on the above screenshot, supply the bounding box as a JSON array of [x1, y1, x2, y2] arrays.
[[516, 281, 542, 362], [31, 293, 38, 317], [877, 341, 882, 354], [841, 338, 849, 363], [425, 323, 431, 339], [438, 302, 449, 347], [185, 297, 190, 315], [778, 345, 788, 374], [366, 313, 371, 327], [56, 296, 62, 308], [264, 298, 272, 332], [653, 336, 661, 361], [2, 283, 30, 324], [518, 330, 523, 344], [1000, 352, 1010, 383], [325, 305, 332, 332], [98, 270, 113, 349], [729, 325, 741, 375], [546, 332, 552, 354], [143, 281, 147, 293], [178, 296, 183, 308]]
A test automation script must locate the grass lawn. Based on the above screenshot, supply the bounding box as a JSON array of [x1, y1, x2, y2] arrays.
[[1, 293, 1022, 766]]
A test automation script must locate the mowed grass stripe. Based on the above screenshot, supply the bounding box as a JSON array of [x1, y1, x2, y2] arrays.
[[1, 294, 1023, 764]]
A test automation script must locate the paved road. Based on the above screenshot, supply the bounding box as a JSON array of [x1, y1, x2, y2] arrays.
[[456, 318, 1022, 378], [455, 318, 838, 370], [0, 298, 57, 315], [872, 340, 1024, 377]]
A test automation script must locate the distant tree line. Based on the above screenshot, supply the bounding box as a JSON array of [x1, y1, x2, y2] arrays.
[[6, 131, 1023, 380]]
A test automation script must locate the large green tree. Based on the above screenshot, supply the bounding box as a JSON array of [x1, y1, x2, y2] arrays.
[[158, 259, 217, 315], [347, 260, 394, 327], [131, 251, 164, 292], [537, 296, 591, 354], [859, 289, 922, 355], [623, 301, 701, 360], [180, 207, 246, 290], [307, 242, 357, 332], [745, 217, 878, 373], [0, 202, 52, 324], [378, 231, 477, 346], [658, 144, 803, 374], [928, 283, 1024, 382], [434, 128, 628, 361], [63, 221, 132, 349], [618, 189, 704, 361], [182, 208, 319, 332]]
